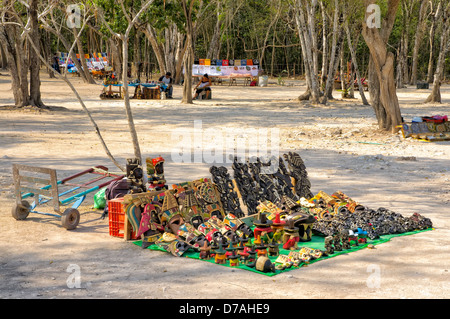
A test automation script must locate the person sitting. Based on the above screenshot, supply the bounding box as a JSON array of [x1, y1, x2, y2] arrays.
[[158, 72, 173, 98], [193, 74, 212, 100]]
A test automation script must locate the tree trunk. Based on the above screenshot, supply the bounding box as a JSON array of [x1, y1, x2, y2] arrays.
[[339, 47, 346, 96], [320, 0, 328, 88], [362, 0, 403, 133], [259, 0, 282, 71], [427, 0, 443, 83], [345, 21, 369, 105], [308, 0, 319, 77], [181, 0, 195, 104], [175, 36, 187, 84], [400, 0, 412, 85], [0, 24, 29, 107], [410, 0, 429, 85], [72, 28, 96, 84], [396, 18, 408, 89], [143, 25, 166, 76], [322, 0, 343, 103], [0, 43, 7, 70], [294, 0, 321, 104], [42, 22, 88, 82], [164, 25, 177, 75], [122, 36, 142, 160], [368, 59, 388, 129], [108, 38, 122, 80], [132, 28, 141, 80], [425, 6, 450, 103], [28, 0, 44, 107], [206, 3, 224, 59]]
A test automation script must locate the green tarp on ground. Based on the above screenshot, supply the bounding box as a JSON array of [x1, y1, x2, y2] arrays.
[[133, 228, 433, 276]]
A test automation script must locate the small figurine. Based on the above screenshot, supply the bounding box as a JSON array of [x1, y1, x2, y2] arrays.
[[214, 244, 227, 264], [256, 242, 268, 257], [268, 242, 280, 257], [199, 241, 211, 260], [227, 249, 240, 267], [271, 212, 285, 233], [126, 158, 147, 193], [246, 245, 258, 267], [272, 228, 284, 244], [333, 234, 342, 251], [225, 241, 237, 259], [239, 248, 250, 264], [282, 220, 300, 250], [231, 235, 239, 248], [341, 230, 351, 250], [255, 256, 276, 273], [357, 228, 368, 244], [324, 235, 334, 255], [348, 230, 359, 246], [253, 212, 274, 242], [253, 234, 262, 246], [146, 156, 167, 191]]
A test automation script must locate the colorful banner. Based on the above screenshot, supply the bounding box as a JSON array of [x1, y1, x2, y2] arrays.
[[192, 65, 259, 77]]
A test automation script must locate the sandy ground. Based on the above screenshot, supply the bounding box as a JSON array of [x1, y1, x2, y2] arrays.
[[0, 73, 449, 299]]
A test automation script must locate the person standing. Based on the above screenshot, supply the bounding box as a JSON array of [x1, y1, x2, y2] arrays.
[[52, 53, 61, 74]]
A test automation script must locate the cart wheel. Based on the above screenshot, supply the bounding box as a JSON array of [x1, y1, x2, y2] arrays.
[[11, 200, 31, 220], [61, 208, 80, 230]]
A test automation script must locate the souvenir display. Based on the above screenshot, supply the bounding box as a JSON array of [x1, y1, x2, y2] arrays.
[[102, 151, 433, 276]]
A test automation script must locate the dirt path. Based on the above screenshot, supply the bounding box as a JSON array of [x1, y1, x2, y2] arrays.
[[0, 74, 449, 299]]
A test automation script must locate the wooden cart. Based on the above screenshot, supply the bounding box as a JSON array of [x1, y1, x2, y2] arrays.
[[12, 164, 124, 230]]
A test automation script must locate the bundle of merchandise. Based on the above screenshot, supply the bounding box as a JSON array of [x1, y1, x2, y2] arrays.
[[308, 190, 433, 239], [400, 115, 450, 141], [108, 152, 434, 275]]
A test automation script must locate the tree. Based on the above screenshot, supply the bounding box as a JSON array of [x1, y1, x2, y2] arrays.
[[362, 0, 403, 133], [409, 0, 430, 85], [425, 1, 450, 103], [321, 0, 344, 104], [291, 0, 322, 104], [138, 0, 187, 83], [95, 0, 156, 166], [28, 0, 44, 106], [181, 0, 195, 104], [39, 5, 90, 84], [1, 1, 125, 171], [344, 16, 369, 105], [427, 0, 444, 83], [0, 0, 46, 107]]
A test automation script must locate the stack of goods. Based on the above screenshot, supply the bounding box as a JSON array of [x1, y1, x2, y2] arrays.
[[100, 75, 122, 99], [124, 177, 255, 255], [400, 115, 450, 141], [308, 190, 433, 240], [212, 152, 313, 217], [110, 152, 434, 275], [209, 165, 244, 217], [141, 87, 160, 100], [103, 75, 119, 85]]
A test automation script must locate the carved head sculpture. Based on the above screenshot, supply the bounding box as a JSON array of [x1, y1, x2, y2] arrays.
[[146, 156, 167, 191], [160, 190, 185, 234]]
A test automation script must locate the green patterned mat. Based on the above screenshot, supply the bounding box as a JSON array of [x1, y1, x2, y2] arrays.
[[133, 228, 433, 276]]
